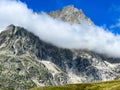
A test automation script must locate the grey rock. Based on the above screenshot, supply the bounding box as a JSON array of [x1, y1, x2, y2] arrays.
[[48, 5, 93, 25]]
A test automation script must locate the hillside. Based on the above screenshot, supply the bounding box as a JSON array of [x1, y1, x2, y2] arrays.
[[31, 80, 120, 90]]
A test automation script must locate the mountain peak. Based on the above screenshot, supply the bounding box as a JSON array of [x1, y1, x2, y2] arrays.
[[48, 5, 93, 24], [6, 24, 15, 30], [7, 24, 15, 28], [62, 5, 80, 12]]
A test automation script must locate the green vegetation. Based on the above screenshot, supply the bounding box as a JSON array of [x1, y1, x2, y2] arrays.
[[31, 80, 120, 90]]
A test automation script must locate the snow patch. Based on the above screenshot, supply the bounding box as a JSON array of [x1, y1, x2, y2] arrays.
[[104, 61, 118, 68], [41, 61, 61, 76], [68, 72, 83, 83]]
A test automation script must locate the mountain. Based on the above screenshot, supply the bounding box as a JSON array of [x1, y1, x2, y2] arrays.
[[0, 5, 120, 90], [48, 5, 93, 25], [0, 24, 70, 90]]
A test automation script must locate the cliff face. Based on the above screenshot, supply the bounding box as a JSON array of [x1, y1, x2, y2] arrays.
[[0, 5, 120, 90]]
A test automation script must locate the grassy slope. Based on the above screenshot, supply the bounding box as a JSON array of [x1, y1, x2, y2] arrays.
[[30, 80, 120, 90]]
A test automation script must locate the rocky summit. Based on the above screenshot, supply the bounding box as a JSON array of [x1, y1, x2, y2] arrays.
[[48, 5, 93, 25], [0, 5, 120, 90]]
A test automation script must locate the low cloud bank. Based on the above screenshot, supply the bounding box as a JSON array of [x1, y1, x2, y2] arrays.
[[0, 0, 120, 58]]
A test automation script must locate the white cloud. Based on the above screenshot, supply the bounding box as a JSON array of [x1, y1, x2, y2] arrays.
[[0, 0, 120, 58], [109, 4, 120, 13], [110, 19, 120, 29]]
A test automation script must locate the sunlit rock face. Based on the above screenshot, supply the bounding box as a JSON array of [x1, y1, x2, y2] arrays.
[[48, 5, 93, 25]]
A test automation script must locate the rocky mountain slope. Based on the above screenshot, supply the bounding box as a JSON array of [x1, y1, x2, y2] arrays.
[[0, 5, 120, 90]]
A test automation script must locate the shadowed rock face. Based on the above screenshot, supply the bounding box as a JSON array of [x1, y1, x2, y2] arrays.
[[0, 6, 120, 90]]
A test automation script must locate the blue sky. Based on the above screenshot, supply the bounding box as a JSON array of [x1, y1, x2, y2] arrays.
[[21, 0, 120, 34]]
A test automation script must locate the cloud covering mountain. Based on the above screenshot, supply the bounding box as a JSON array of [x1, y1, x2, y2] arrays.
[[0, 0, 120, 58]]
